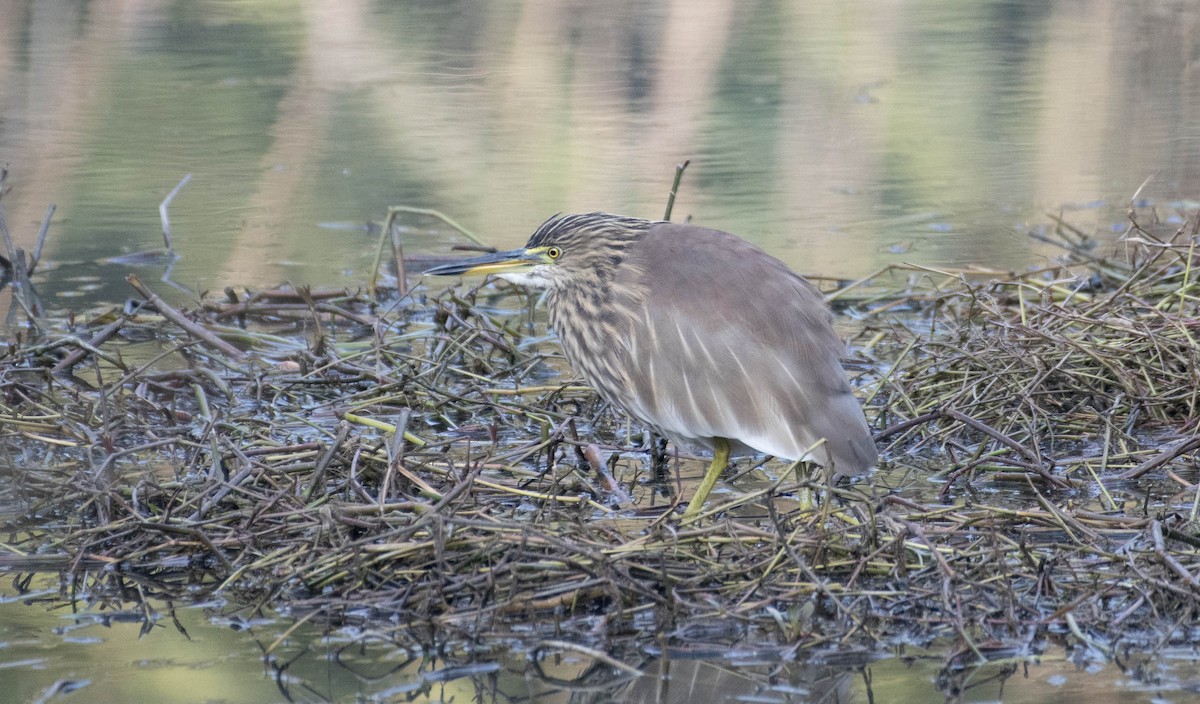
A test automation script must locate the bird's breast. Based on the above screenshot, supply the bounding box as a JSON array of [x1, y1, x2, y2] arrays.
[[546, 286, 639, 415]]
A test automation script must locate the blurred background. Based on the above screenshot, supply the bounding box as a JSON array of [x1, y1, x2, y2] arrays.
[[1, 0, 1198, 300]]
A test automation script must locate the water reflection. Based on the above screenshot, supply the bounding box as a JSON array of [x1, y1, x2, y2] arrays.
[[1, 575, 1191, 704], [1, 0, 1198, 305]]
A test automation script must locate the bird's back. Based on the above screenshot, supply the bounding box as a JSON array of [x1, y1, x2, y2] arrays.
[[602, 222, 877, 476]]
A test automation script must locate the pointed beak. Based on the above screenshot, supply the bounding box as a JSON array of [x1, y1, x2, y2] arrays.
[[423, 247, 548, 277]]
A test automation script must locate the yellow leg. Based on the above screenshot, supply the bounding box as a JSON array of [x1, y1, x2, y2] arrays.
[[682, 437, 730, 518]]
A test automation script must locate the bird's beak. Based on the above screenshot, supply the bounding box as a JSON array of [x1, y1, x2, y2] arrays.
[[423, 247, 551, 277]]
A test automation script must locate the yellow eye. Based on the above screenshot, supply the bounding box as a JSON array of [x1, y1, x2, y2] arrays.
[[546, 246, 562, 259]]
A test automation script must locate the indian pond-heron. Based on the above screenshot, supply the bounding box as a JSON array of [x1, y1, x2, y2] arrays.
[[425, 212, 877, 517]]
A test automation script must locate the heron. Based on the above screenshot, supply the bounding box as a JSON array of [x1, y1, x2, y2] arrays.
[[425, 212, 876, 517]]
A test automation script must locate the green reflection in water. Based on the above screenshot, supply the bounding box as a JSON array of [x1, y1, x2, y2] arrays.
[[0, 575, 1192, 703]]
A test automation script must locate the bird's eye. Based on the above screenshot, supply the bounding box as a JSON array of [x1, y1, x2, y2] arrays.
[[546, 246, 562, 260]]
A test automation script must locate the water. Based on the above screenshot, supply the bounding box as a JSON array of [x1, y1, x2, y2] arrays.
[[2, 575, 1196, 704], [4, 0, 1200, 701], [2, 0, 1198, 308]]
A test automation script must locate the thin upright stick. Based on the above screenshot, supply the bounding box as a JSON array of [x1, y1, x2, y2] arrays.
[[663, 160, 690, 221], [159, 173, 192, 255], [29, 203, 55, 274]]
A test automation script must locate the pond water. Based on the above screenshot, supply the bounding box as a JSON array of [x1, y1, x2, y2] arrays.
[[3, 1, 1200, 702], [2, 576, 1195, 704], [2, 0, 1199, 308]]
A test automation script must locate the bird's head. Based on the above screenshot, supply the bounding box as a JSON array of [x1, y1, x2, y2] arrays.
[[424, 212, 653, 291]]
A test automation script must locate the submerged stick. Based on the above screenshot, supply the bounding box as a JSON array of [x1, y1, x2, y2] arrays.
[[534, 640, 643, 677], [127, 274, 245, 358], [49, 318, 129, 372], [1117, 435, 1200, 480], [939, 408, 1067, 485]]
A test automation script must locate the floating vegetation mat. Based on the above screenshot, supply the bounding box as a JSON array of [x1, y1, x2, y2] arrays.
[[1, 205, 1198, 672]]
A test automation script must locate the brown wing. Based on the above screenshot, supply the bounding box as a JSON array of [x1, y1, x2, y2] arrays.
[[613, 222, 876, 475]]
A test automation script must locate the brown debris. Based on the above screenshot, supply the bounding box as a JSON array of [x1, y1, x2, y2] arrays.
[[0, 205, 1198, 666]]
